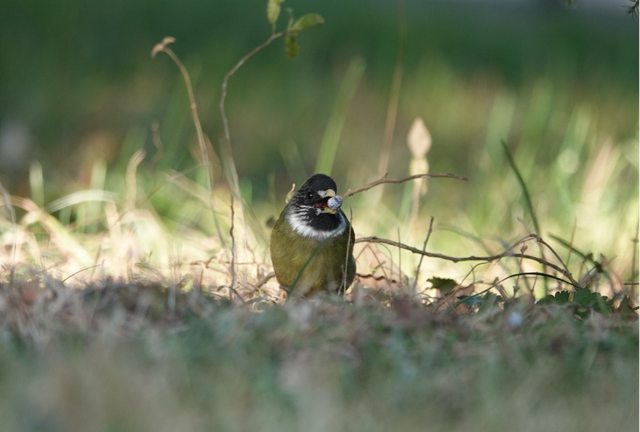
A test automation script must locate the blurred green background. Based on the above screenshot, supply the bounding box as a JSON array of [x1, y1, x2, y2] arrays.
[[0, 0, 638, 278]]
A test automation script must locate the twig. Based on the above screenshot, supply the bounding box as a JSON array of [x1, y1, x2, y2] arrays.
[[0, 180, 17, 286], [631, 222, 639, 289], [412, 216, 434, 292], [62, 265, 102, 283], [229, 194, 236, 298], [514, 243, 531, 295], [152, 37, 225, 244], [219, 30, 289, 199], [533, 234, 579, 286], [356, 234, 573, 278], [341, 173, 468, 199], [149, 121, 164, 169], [125, 149, 145, 211], [361, 243, 392, 284], [253, 272, 276, 290], [599, 254, 624, 293], [341, 208, 354, 294], [218, 29, 299, 277], [397, 228, 403, 288], [454, 271, 583, 309]]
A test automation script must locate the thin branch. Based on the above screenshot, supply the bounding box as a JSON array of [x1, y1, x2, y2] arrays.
[[253, 272, 276, 290], [152, 38, 225, 244], [219, 30, 289, 199], [533, 234, 579, 286], [0, 179, 17, 286], [149, 121, 164, 169], [229, 194, 237, 298], [356, 234, 574, 279], [161, 47, 212, 192], [62, 265, 102, 283], [342, 173, 468, 199], [218, 29, 294, 277], [631, 222, 639, 289], [341, 207, 354, 294], [412, 216, 434, 292], [453, 271, 583, 309]]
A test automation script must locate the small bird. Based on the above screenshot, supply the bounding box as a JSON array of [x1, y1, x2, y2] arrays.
[[270, 174, 356, 296]]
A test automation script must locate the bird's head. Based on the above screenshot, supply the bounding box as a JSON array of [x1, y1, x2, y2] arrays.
[[284, 173, 347, 240]]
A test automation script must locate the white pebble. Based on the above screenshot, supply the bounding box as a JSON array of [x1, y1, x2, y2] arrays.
[[327, 196, 343, 210]]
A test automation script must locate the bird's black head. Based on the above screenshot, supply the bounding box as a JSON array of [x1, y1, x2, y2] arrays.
[[285, 173, 346, 239]]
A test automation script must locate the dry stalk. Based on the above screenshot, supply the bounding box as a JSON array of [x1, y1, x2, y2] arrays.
[[631, 222, 639, 289], [253, 271, 276, 290], [342, 208, 354, 293], [532, 234, 579, 286], [218, 27, 321, 297], [341, 173, 468, 199], [0, 179, 17, 285], [229, 193, 237, 298], [219, 30, 290, 200], [411, 216, 434, 292], [356, 233, 576, 281], [125, 149, 145, 212], [150, 121, 164, 169], [152, 37, 225, 244]]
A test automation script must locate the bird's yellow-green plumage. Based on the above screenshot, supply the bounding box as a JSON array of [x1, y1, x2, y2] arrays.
[[270, 174, 356, 296], [271, 210, 355, 295]]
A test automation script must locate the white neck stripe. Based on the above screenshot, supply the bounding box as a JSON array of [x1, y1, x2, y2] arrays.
[[285, 209, 346, 241]]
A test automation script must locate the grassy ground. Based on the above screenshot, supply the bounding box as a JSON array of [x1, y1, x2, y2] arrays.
[[0, 277, 637, 432], [0, 2, 638, 431]]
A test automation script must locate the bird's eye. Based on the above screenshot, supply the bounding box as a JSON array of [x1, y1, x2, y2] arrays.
[[307, 192, 314, 200]]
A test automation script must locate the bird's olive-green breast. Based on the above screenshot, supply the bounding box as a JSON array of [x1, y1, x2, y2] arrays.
[[270, 174, 356, 296]]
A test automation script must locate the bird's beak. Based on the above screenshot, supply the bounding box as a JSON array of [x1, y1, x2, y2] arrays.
[[320, 189, 336, 198]]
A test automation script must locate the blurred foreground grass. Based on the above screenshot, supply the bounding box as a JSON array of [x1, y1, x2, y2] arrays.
[[0, 277, 637, 432]]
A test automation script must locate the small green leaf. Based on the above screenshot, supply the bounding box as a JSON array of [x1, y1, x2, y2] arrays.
[[427, 277, 458, 293], [267, 0, 285, 31], [457, 295, 483, 308], [573, 288, 612, 315], [285, 34, 299, 59], [537, 290, 570, 306], [291, 13, 325, 32]]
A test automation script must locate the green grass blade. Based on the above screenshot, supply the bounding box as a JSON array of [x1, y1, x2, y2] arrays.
[[501, 140, 540, 234], [315, 57, 366, 175]]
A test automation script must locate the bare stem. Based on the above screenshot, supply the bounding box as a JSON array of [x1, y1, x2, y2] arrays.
[[219, 30, 289, 198], [356, 233, 575, 279], [218, 30, 291, 278], [229, 193, 236, 298], [0, 179, 17, 285], [341, 173, 468, 199], [533, 235, 579, 286], [153, 40, 225, 244], [163, 48, 213, 194], [631, 222, 639, 290], [342, 208, 354, 294], [411, 216, 434, 292]]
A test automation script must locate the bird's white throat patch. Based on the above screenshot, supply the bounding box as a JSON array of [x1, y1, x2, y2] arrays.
[[285, 207, 347, 241]]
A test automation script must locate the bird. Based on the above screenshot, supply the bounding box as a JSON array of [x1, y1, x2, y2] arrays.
[[270, 173, 356, 296]]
